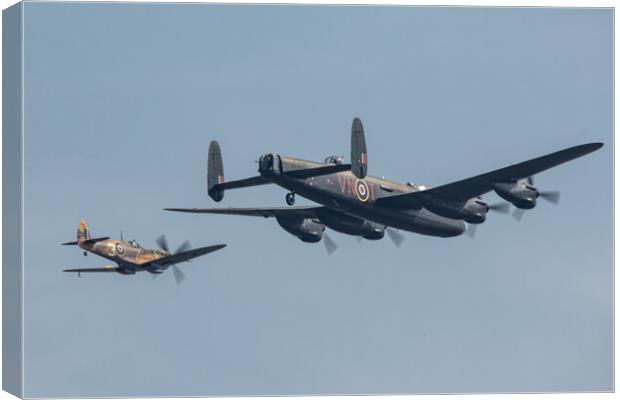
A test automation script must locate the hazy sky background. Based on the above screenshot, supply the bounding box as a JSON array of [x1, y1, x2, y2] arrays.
[[22, 3, 612, 397]]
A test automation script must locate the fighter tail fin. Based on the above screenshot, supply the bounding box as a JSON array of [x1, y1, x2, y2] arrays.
[[350, 117, 368, 179], [77, 219, 91, 244], [207, 141, 225, 202]]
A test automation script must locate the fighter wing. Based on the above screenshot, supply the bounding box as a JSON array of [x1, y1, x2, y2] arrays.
[[64, 265, 118, 273], [62, 237, 110, 246], [150, 244, 227, 267], [164, 206, 323, 219], [377, 142, 603, 208]]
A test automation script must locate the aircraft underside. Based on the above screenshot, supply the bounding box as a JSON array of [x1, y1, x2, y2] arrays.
[[274, 176, 466, 238]]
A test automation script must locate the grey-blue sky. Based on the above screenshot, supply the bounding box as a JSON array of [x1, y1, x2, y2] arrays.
[[21, 3, 612, 397]]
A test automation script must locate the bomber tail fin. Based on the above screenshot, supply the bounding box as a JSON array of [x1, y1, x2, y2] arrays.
[[350, 117, 368, 179], [207, 141, 225, 202]]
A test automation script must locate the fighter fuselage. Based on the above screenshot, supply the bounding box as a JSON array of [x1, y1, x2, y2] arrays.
[[80, 239, 170, 269]]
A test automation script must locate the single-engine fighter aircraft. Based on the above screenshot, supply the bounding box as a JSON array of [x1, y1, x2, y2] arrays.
[[165, 118, 602, 253], [62, 219, 226, 283]]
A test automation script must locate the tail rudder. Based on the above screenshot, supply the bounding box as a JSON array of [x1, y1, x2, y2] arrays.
[[350, 117, 368, 179], [77, 219, 91, 244], [207, 141, 225, 202]]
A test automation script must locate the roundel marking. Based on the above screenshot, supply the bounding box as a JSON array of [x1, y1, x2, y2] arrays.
[[116, 243, 125, 255], [355, 179, 370, 202]]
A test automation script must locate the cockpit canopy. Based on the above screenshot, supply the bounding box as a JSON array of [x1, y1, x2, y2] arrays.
[[130, 239, 139, 248], [324, 155, 344, 165]]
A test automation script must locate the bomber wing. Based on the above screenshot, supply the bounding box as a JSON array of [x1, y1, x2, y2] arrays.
[[149, 244, 227, 268], [377, 142, 603, 208], [164, 206, 324, 219]]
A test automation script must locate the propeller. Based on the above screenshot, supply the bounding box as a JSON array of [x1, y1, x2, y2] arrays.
[[175, 240, 191, 254], [465, 223, 477, 238], [156, 235, 169, 253], [172, 266, 186, 284], [539, 191, 561, 204], [528, 176, 561, 205], [323, 232, 338, 255], [386, 229, 405, 248], [512, 208, 526, 222], [488, 202, 510, 214], [155, 235, 191, 285]]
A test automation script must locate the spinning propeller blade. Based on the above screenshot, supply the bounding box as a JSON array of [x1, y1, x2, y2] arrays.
[[465, 223, 477, 238], [512, 208, 526, 222], [540, 191, 561, 204], [488, 203, 510, 214], [155, 235, 191, 284], [529, 176, 561, 204], [172, 265, 186, 285], [387, 229, 405, 248], [323, 233, 338, 255], [156, 235, 169, 253], [175, 240, 191, 254]]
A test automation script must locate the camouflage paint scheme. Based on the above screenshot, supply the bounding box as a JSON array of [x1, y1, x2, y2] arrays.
[[63, 220, 226, 276], [77, 220, 169, 271]]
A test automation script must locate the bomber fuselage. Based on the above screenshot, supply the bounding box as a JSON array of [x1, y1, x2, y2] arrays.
[[258, 154, 465, 237]]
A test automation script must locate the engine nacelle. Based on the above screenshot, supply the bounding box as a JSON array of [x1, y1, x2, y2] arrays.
[[275, 216, 325, 243], [315, 208, 385, 239], [492, 180, 538, 209], [417, 194, 488, 224]]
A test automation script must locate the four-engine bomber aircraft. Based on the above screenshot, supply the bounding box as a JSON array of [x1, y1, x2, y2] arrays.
[[166, 118, 602, 252], [62, 219, 226, 283]]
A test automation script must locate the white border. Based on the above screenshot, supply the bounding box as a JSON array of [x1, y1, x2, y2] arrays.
[[0, 1, 615, 400]]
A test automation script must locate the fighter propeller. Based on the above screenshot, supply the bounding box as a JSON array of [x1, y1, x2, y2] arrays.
[[156, 235, 192, 284]]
